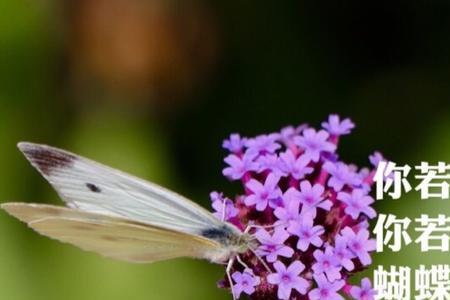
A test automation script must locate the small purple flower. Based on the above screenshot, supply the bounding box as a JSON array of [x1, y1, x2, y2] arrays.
[[232, 269, 261, 298], [333, 234, 355, 271], [358, 167, 370, 179], [354, 220, 370, 231], [368, 152, 393, 183], [255, 228, 294, 263], [210, 192, 239, 221], [337, 189, 376, 220], [256, 154, 283, 175], [350, 278, 377, 300], [267, 261, 309, 299], [309, 274, 345, 300], [245, 173, 282, 211], [274, 188, 301, 227], [324, 161, 362, 192], [369, 151, 385, 168], [321, 114, 355, 136], [288, 216, 324, 251], [312, 247, 342, 282], [223, 133, 247, 153], [297, 180, 332, 217], [358, 167, 372, 192], [279, 126, 297, 143], [246, 134, 281, 154], [340, 227, 376, 266], [278, 150, 313, 179], [294, 128, 336, 162], [223, 152, 259, 180], [279, 124, 307, 145]]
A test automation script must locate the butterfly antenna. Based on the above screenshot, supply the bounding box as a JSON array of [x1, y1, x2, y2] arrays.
[[226, 257, 237, 300], [245, 223, 279, 234]]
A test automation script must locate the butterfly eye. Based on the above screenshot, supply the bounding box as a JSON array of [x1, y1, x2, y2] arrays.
[[85, 183, 101, 193]]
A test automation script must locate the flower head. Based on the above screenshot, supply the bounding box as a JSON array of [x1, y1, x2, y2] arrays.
[[214, 115, 379, 299]]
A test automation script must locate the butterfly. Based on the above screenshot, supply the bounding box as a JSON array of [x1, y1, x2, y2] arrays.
[[1, 142, 264, 299]]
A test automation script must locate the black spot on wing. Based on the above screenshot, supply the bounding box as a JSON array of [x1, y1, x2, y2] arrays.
[[18, 143, 76, 176], [86, 183, 101, 193]]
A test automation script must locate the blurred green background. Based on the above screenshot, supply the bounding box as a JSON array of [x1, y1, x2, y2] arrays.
[[1, 1, 450, 299]]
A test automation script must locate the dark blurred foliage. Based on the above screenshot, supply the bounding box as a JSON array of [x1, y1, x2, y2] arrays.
[[168, 1, 450, 199], [65, 0, 219, 106], [1, 0, 450, 299]]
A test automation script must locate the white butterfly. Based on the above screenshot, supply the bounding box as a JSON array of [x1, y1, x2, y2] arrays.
[[2, 142, 262, 299]]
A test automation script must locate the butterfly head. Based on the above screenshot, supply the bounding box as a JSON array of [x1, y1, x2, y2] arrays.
[[232, 231, 255, 254]]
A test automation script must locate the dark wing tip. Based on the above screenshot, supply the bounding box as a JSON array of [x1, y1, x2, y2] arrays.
[[18, 142, 76, 176]]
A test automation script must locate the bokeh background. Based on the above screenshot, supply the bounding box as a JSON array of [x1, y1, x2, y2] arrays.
[[1, 1, 450, 299]]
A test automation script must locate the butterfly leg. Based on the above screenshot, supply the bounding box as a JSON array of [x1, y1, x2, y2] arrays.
[[248, 246, 272, 273], [226, 256, 236, 300], [235, 254, 250, 270]]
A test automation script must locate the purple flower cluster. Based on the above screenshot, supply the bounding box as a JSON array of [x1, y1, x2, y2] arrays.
[[212, 115, 378, 300]]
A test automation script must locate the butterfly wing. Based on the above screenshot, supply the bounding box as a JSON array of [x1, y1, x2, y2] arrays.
[[2, 203, 222, 263], [16, 142, 228, 238]]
